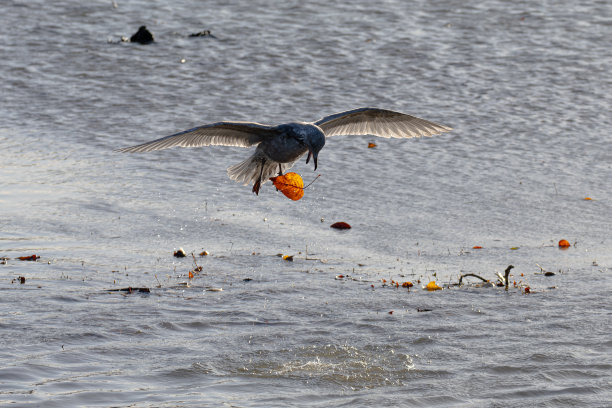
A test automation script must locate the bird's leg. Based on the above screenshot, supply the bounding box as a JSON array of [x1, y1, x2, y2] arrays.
[[252, 159, 265, 195], [278, 163, 283, 176]]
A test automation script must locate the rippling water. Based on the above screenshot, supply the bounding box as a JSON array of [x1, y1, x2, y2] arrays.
[[1, 0, 611, 406]]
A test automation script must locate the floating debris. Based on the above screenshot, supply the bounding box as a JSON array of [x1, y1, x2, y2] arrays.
[[174, 248, 186, 258], [189, 30, 217, 38], [107, 287, 150, 294], [330, 222, 351, 230], [425, 281, 442, 291], [17, 255, 40, 261]]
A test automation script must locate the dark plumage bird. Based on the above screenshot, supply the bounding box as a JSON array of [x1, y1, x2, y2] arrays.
[[130, 26, 154, 44], [116, 107, 452, 194]]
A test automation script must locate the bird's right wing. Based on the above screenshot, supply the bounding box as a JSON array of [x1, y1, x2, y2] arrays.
[[314, 107, 452, 139], [115, 121, 278, 153]]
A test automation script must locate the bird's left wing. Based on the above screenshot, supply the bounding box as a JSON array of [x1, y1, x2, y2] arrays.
[[314, 107, 452, 139], [115, 121, 278, 153]]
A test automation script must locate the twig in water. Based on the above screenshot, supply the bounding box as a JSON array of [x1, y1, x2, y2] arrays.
[[504, 265, 514, 291], [458, 273, 488, 286]]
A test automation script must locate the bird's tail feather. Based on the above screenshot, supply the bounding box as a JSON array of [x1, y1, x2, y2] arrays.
[[227, 154, 297, 186]]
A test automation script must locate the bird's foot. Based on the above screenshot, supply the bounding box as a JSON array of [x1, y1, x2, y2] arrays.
[[252, 179, 261, 195]]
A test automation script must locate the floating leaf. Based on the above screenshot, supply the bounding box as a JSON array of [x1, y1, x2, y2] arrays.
[[425, 281, 442, 291], [558, 239, 570, 248], [402, 281, 413, 288], [199, 251, 209, 256], [282, 255, 294, 262], [173, 248, 186, 258], [188, 270, 194, 279], [330, 222, 351, 230], [584, 197, 592, 201], [270, 172, 304, 201], [510, 247, 520, 250], [368, 142, 377, 148], [17, 255, 39, 261], [472, 246, 482, 249]]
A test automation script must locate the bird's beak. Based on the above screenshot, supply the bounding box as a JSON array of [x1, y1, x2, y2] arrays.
[[306, 151, 318, 170]]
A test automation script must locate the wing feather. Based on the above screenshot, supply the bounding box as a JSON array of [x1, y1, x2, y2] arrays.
[[115, 121, 278, 153], [314, 107, 452, 139]]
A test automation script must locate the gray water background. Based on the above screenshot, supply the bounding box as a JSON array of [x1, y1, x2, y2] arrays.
[[1, 0, 611, 406]]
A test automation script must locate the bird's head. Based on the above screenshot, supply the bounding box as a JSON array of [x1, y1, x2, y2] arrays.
[[304, 128, 326, 171]]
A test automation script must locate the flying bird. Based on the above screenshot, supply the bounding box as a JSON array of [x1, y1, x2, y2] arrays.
[[116, 107, 452, 194]]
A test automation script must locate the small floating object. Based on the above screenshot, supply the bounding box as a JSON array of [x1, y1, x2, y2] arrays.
[[330, 222, 351, 230], [402, 281, 413, 288], [510, 247, 519, 250], [425, 281, 442, 291], [282, 255, 294, 262], [584, 197, 592, 201], [206, 287, 223, 292], [19, 276, 26, 284], [472, 246, 482, 249], [17, 255, 39, 261], [368, 142, 377, 148], [174, 248, 186, 257], [558, 239, 570, 248], [107, 287, 150, 293], [524, 286, 531, 294], [130, 25, 154, 44], [544, 271, 555, 276], [335, 274, 345, 280], [199, 250, 209, 256], [417, 307, 432, 312], [189, 29, 216, 38]]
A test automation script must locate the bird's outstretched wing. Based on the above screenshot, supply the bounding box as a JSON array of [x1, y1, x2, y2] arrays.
[[314, 107, 452, 139], [115, 121, 278, 153]]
